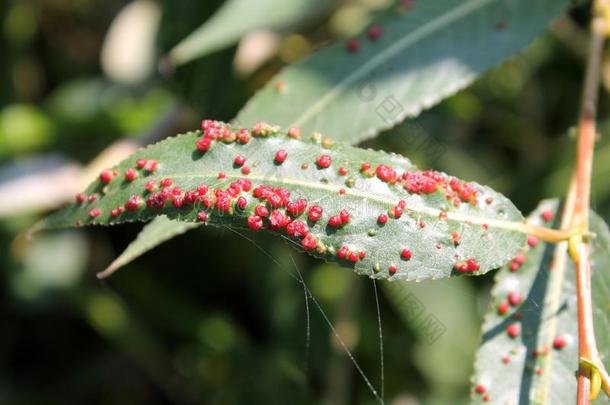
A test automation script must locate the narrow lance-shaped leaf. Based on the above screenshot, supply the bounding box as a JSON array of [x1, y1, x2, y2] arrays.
[[168, 0, 331, 66], [38, 121, 526, 281], [96, 216, 199, 279], [236, 0, 569, 144], [110, 0, 570, 277], [471, 200, 610, 404]]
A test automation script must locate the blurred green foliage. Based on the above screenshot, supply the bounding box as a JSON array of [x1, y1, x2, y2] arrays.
[[0, 0, 608, 404]]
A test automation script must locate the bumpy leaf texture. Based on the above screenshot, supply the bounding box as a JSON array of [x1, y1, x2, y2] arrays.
[[38, 121, 527, 281], [236, 0, 569, 144], [471, 200, 610, 404], [108, 0, 570, 276]]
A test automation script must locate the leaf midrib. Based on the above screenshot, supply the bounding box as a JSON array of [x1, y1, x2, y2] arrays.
[[290, 0, 495, 128], [537, 198, 577, 403], [538, 239, 570, 404], [117, 171, 526, 233]]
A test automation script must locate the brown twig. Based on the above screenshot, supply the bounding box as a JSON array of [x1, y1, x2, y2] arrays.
[[570, 4, 608, 404]]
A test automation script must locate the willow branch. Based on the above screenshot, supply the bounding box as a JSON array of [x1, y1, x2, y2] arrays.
[[571, 4, 607, 404]]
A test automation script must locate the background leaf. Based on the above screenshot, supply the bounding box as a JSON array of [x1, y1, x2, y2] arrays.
[[38, 123, 526, 281], [383, 276, 480, 401], [97, 216, 199, 278], [168, 0, 331, 66], [236, 0, 568, 144], [471, 200, 610, 404], [100, 216, 201, 277]]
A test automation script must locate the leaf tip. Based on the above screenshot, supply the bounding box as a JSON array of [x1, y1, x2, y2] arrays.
[[96, 262, 120, 279], [25, 220, 45, 240]]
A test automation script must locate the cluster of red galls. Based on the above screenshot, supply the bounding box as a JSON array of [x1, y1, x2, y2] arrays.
[[359, 162, 479, 206], [327, 209, 350, 228], [99, 158, 159, 186], [81, 159, 161, 218], [196, 120, 252, 152], [84, 119, 489, 278], [403, 170, 477, 205], [337, 245, 366, 263], [245, 185, 322, 252], [100, 159, 159, 184], [197, 120, 300, 154], [453, 258, 481, 273]]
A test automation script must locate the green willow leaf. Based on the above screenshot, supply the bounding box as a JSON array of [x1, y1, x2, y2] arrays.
[[37, 121, 526, 281], [107, 0, 570, 279], [168, 0, 330, 66], [236, 0, 568, 144], [471, 201, 610, 404]]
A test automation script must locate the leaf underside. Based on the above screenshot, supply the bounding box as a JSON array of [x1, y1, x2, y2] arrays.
[[38, 122, 526, 281], [471, 200, 610, 404], [96, 216, 199, 278], [236, 0, 569, 144]]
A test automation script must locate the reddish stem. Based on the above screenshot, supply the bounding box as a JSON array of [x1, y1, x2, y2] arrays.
[[571, 10, 606, 405], [575, 245, 595, 403]]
